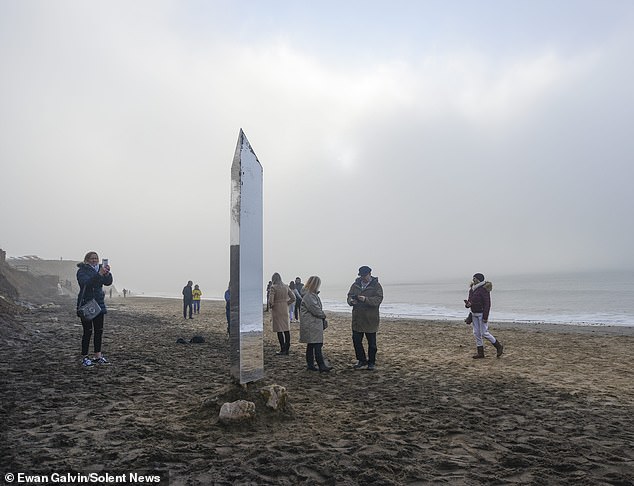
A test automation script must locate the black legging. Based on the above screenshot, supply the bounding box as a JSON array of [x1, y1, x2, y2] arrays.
[[277, 331, 290, 349], [306, 343, 326, 368], [81, 313, 104, 355]]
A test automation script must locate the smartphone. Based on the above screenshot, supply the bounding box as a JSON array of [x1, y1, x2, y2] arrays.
[[102, 258, 109, 267]]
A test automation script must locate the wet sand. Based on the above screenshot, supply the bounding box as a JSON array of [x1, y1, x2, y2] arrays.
[[2, 297, 633, 485]]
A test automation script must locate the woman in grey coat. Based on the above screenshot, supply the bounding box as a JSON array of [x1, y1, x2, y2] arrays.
[[299, 276, 332, 372]]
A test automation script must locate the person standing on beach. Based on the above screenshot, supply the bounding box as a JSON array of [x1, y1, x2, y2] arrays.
[[224, 283, 231, 335], [289, 281, 297, 322], [192, 284, 202, 314], [269, 272, 295, 355], [347, 266, 383, 370], [464, 273, 503, 359], [299, 276, 332, 372], [182, 280, 194, 319], [265, 280, 272, 312], [294, 277, 304, 321], [76, 251, 113, 367]]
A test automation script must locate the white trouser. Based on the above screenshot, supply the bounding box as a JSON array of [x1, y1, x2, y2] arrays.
[[289, 303, 295, 320], [472, 313, 496, 347]]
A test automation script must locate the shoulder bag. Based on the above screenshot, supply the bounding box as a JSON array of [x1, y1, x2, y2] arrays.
[[77, 284, 102, 320]]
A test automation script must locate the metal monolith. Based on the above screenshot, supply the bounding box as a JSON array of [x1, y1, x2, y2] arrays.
[[229, 129, 264, 384]]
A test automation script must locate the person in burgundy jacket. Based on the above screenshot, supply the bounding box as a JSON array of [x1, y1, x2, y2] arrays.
[[464, 273, 503, 359]]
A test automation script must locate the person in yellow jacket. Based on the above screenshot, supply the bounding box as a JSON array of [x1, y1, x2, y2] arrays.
[[192, 284, 202, 314]]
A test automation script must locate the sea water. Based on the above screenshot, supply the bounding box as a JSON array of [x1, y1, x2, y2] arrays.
[[141, 269, 634, 327], [318, 269, 634, 327]]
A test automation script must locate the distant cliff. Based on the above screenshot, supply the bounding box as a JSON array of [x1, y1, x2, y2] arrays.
[[6, 257, 81, 292], [0, 262, 65, 315]]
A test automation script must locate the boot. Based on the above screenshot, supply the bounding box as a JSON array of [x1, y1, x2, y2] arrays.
[[282, 332, 291, 355], [493, 340, 504, 358], [472, 346, 485, 359], [275, 332, 285, 355], [318, 363, 332, 373], [306, 346, 318, 370], [315, 346, 332, 372]]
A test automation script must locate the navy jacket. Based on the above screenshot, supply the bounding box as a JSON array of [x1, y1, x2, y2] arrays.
[[76, 263, 113, 314], [183, 285, 193, 302]]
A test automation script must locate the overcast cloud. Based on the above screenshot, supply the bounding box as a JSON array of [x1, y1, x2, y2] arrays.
[[1, 0, 633, 297]]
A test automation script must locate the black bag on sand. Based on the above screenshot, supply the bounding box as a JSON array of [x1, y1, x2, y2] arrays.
[[190, 336, 205, 344], [176, 338, 188, 344]]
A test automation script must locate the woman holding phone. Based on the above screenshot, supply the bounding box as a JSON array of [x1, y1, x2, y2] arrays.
[[76, 251, 113, 367]]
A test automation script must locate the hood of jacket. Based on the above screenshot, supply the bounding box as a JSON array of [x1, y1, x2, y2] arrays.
[[471, 280, 493, 292], [477, 281, 493, 292]]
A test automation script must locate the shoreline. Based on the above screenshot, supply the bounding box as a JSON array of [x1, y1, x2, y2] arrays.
[[128, 295, 634, 336], [132, 294, 634, 330]]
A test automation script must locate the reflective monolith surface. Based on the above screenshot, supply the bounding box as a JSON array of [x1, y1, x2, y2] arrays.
[[229, 129, 264, 384]]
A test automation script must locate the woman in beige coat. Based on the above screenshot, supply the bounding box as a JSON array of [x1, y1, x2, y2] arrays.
[[269, 272, 295, 355]]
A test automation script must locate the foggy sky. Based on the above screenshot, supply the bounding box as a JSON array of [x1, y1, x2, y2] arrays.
[[2, 0, 633, 298]]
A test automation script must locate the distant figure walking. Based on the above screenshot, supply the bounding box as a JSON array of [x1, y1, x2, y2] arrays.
[[76, 251, 113, 367], [123, 288, 127, 298], [192, 284, 202, 314], [269, 273, 295, 355], [293, 277, 303, 321], [299, 276, 332, 372], [347, 266, 383, 371], [182, 280, 194, 319], [464, 273, 503, 359], [289, 281, 297, 322]]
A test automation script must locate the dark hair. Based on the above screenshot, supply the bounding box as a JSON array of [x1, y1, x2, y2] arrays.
[[83, 251, 98, 263]]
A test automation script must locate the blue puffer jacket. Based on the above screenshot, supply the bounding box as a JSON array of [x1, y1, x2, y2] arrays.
[[76, 263, 113, 313]]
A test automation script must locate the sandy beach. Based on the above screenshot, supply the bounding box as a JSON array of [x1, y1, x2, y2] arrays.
[[2, 296, 634, 485]]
